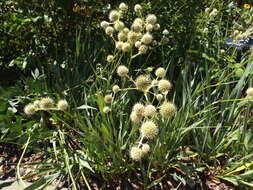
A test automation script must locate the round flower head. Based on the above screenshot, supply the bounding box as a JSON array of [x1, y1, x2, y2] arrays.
[[118, 32, 127, 41], [159, 101, 177, 117], [114, 20, 125, 31], [135, 75, 150, 92], [104, 94, 113, 104], [155, 67, 166, 78], [154, 24, 160, 30], [57, 99, 69, 111], [134, 4, 142, 12], [105, 26, 114, 35], [109, 10, 120, 22], [246, 87, 253, 97], [119, 2, 128, 10], [117, 65, 129, 77], [122, 42, 131, 52], [220, 49, 225, 54], [106, 55, 114, 62], [134, 18, 144, 25], [33, 100, 40, 108], [158, 79, 172, 94], [138, 45, 148, 54], [103, 106, 111, 114], [100, 21, 109, 29], [135, 41, 141, 48], [116, 41, 124, 50], [144, 105, 157, 117], [131, 22, 142, 33], [140, 121, 159, 139], [123, 27, 130, 34], [130, 111, 142, 123], [24, 104, 36, 116], [156, 94, 163, 101], [209, 8, 218, 17], [146, 24, 153, 32], [133, 103, 145, 116], [146, 14, 157, 25], [141, 144, 150, 153], [141, 33, 153, 45], [40, 97, 54, 109], [112, 85, 120, 94], [128, 31, 139, 44], [130, 147, 143, 161], [162, 29, 169, 35]]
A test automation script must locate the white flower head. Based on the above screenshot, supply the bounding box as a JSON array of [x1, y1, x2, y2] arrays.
[[109, 10, 120, 22], [134, 4, 142, 12]]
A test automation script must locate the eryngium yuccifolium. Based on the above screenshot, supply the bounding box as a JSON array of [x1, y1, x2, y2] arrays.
[[24, 104, 36, 116], [122, 42, 131, 52], [134, 4, 142, 12], [117, 65, 129, 77], [116, 41, 124, 50], [158, 79, 172, 94], [162, 29, 169, 35], [104, 94, 113, 104], [141, 143, 150, 153], [151, 79, 158, 86], [114, 21, 125, 31], [135, 41, 141, 48], [146, 14, 157, 25], [141, 33, 153, 45], [100, 21, 109, 29], [33, 100, 40, 108], [112, 85, 120, 94], [246, 87, 253, 97], [159, 101, 177, 117], [156, 94, 163, 101], [40, 97, 54, 109], [155, 67, 166, 78], [209, 8, 218, 17], [154, 24, 160, 30], [119, 2, 128, 10], [144, 105, 157, 117], [134, 18, 144, 25], [135, 75, 150, 92], [131, 22, 142, 33], [130, 147, 143, 161], [103, 106, 111, 114], [140, 121, 159, 139], [57, 99, 69, 111], [138, 45, 148, 54], [118, 32, 127, 41], [109, 10, 120, 22], [128, 31, 139, 44], [133, 103, 145, 115], [130, 111, 142, 123], [106, 55, 114, 62], [105, 26, 114, 35], [123, 27, 130, 34], [146, 24, 153, 32]]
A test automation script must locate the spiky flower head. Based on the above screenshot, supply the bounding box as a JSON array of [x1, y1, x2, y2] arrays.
[[130, 147, 143, 161], [141, 144, 150, 153], [33, 100, 40, 108], [119, 2, 128, 10], [104, 94, 113, 104], [105, 26, 114, 35], [122, 42, 132, 52], [146, 14, 157, 25], [112, 85, 120, 94], [106, 55, 114, 62], [162, 29, 169, 35], [123, 27, 130, 34], [24, 104, 36, 116], [130, 111, 142, 123], [40, 97, 54, 109], [159, 101, 177, 117], [134, 4, 142, 12], [57, 99, 69, 111], [138, 45, 148, 54], [135, 41, 141, 48], [133, 103, 145, 116], [117, 65, 129, 77], [158, 79, 172, 94], [118, 32, 127, 41], [109, 10, 120, 22], [146, 24, 153, 32], [135, 75, 150, 92], [114, 20, 125, 31], [140, 121, 159, 139], [156, 94, 163, 101], [144, 105, 157, 117], [128, 31, 139, 44], [155, 67, 166, 78], [116, 41, 124, 50], [141, 33, 153, 45], [154, 24, 160, 30], [131, 22, 142, 33], [100, 21, 109, 29], [103, 106, 111, 114], [246, 87, 253, 97], [151, 79, 158, 86]]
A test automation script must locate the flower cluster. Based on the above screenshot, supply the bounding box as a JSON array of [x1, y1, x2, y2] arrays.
[[24, 97, 69, 116]]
